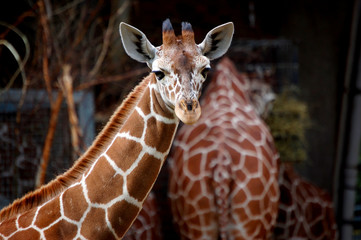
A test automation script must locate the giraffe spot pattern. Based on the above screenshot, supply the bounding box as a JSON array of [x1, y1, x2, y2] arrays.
[[0, 79, 179, 240], [43, 220, 77, 239], [107, 138, 143, 172], [0, 218, 17, 237], [126, 153, 162, 201], [144, 117, 177, 153], [7, 228, 40, 240], [62, 184, 88, 222], [107, 200, 140, 238], [274, 163, 338, 239], [17, 208, 36, 229], [85, 156, 124, 204], [34, 197, 61, 228], [80, 207, 115, 240], [120, 109, 145, 139]]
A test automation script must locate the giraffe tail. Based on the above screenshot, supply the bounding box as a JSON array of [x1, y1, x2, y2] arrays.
[[212, 152, 232, 240]]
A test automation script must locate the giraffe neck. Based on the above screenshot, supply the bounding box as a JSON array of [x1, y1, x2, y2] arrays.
[[74, 76, 179, 238], [0, 75, 179, 239]]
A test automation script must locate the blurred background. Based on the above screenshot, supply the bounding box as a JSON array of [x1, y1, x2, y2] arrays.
[[0, 0, 360, 239]]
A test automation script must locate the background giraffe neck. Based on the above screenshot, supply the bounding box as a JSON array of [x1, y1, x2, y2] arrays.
[[203, 58, 252, 113]]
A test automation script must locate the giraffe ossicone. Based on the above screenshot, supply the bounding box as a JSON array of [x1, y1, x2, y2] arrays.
[[0, 20, 233, 240]]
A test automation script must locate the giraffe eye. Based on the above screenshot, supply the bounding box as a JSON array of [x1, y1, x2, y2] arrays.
[[152, 71, 165, 80], [201, 67, 211, 79]]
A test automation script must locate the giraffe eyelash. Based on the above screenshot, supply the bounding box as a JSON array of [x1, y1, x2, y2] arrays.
[[201, 67, 211, 79], [152, 70, 165, 80]]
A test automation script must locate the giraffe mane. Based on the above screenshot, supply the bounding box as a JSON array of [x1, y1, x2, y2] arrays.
[[0, 75, 152, 222]]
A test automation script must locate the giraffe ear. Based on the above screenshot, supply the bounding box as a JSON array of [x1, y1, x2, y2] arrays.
[[198, 22, 234, 60], [119, 22, 156, 66]]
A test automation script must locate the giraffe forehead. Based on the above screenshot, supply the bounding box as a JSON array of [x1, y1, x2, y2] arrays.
[[173, 50, 195, 73], [158, 47, 208, 73]]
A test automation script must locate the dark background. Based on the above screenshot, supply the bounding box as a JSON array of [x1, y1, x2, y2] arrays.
[[0, 0, 359, 237]]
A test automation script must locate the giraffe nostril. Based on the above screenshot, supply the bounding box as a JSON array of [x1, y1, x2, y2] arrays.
[[187, 102, 193, 111]]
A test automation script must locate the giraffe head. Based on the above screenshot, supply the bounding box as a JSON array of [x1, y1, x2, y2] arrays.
[[119, 19, 234, 124]]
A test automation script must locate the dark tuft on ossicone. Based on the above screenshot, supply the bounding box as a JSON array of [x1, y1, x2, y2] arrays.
[[181, 22, 193, 32], [162, 18, 174, 32]]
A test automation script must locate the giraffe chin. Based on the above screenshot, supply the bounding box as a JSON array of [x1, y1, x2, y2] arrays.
[[175, 105, 201, 125]]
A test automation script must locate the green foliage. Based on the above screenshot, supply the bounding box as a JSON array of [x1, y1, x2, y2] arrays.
[[265, 88, 311, 163]]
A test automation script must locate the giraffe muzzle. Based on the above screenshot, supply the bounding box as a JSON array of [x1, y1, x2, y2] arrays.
[[175, 99, 201, 125]]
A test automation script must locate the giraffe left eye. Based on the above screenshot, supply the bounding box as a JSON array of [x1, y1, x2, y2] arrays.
[[152, 71, 165, 80], [201, 67, 211, 79]]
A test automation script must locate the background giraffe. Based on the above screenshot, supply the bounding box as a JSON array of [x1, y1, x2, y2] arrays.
[[168, 57, 279, 239], [249, 68, 338, 239], [274, 163, 338, 239], [0, 20, 234, 240]]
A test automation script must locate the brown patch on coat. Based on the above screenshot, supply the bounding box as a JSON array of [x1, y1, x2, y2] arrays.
[[34, 197, 61, 228], [126, 153, 162, 202], [17, 208, 36, 228], [62, 184, 88, 222], [107, 138, 143, 172], [107, 200, 140, 238], [43, 220, 78, 239], [7, 228, 41, 239], [80, 207, 116, 240], [144, 117, 177, 153], [0, 217, 17, 236], [120, 110, 145, 138], [85, 156, 124, 204]]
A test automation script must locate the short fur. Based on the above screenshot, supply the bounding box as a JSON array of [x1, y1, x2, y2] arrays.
[[181, 22, 195, 46], [0, 76, 152, 222], [162, 19, 176, 46]]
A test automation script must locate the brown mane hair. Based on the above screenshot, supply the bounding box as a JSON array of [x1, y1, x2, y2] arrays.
[[0, 75, 152, 222]]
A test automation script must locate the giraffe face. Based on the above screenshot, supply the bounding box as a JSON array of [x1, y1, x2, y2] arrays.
[[120, 19, 234, 124], [249, 77, 276, 119], [150, 45, 210, 124]]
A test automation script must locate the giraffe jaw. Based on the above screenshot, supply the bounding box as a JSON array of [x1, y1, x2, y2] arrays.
[[175, 100, 201, 125]]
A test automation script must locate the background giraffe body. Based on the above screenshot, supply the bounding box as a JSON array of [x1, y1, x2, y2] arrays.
[[247, 69, 338, 239], [275, 163, 338, 239], [0, 20, 234, 239], [168, 58, 280, 240]]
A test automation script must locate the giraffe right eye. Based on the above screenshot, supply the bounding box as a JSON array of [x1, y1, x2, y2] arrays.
[[201, 67, 211, 79], [152, 71, 165, 80]]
